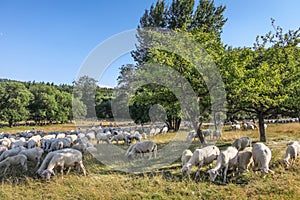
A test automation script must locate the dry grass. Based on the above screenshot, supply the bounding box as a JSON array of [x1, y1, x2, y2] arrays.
[[0, 123, 300, 199]]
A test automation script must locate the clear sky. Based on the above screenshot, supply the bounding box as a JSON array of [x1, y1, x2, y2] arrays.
[[1, 0, 300, 87]]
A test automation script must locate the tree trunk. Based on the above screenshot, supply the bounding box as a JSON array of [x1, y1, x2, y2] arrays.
[[258, 112, 266, 142], [193, 121, 206, 144], [174, 118, 181, 132]]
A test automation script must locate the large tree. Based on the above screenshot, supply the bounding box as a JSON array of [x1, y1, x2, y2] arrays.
[[222, 20, 300, 142], [0, 81, 33, 127]]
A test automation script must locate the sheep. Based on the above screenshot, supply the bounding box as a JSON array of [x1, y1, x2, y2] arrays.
[[41, 148, 86, 181], [48, 139, 64, 152], [182, 145, 220, 179], [213, 130, 222, 140], [128, 132, 142, 144], [149, 128, 156, 136], [283, 142, 300, 167], [0, 154, 28, 174], [0, 138, 11, 149], [237, 147, 253, 174], [181, 149, 193, 166], [230, 124, 241, 130], [37, 148, 82, 175], [186, 130, 196, 142], [18, 147, 44, 168], [42, 134, 56, 140], [126, 140, 157, 160], [27, 135, 42, 148], [96, 132, 114, 144], [0, 146, 26, 162], [111, 133, 130, 145], [10, 139, 28, 149], [252, 142, 274, 177], [0, 145, 8, 155], [56, 133, 66, 139], [207, 146, 238, 183], [161, 126, 168, 134], [86, 131, 96, 141], [232, 137, 252, 151]]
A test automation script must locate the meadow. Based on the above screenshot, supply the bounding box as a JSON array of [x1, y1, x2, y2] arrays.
[[0, 123, 300, 200]]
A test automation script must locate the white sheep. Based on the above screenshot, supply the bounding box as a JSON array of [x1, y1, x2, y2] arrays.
[[213, 130, 222, 140], [252, 142, 274, 177], [181, 149, 193, 166], [0, 146, 26, 162], [0, 154, 28, 174], [96, 132, 114, 144], [18, 147, 44, 168], [41, 148, 86, 181], [161, 126, 168, 134], [182, 145, 220, 179], [231, 124, 241, 130], [186, 130, 196, 142], [126, 140, 157, 159], [232, 137, 252, 151], [207, 146, 238, 183], [237, 147, 253, 174], [283, 142, 300, 167]]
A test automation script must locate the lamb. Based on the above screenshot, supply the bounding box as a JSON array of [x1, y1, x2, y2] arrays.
[[207, 146, 238, 183], [283, 142, 300, 167], [0, 146, 26, 162], [18, 147, 44, 167], [232, 137, 252, 151], [0, 154, 28, 174], [181, 149, 193, 166], [252, 142, 274, 177], [237, 147, 253, 174], [41, 148, 86, 181], [126, 140, 157, 159], [182, 145, 220, 179]]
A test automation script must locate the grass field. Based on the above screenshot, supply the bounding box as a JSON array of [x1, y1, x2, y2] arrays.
[[0, 123, 300, 199]]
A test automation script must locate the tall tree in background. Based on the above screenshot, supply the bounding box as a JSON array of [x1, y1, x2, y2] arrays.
[[73, 76, 98, 119]]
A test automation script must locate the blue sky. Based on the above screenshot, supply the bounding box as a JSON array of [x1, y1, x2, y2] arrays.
[[1, 0, 300, 87]]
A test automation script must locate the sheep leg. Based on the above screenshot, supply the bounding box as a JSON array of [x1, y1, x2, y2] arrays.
[[3, 164, 9, 174], [79, 161, 87, 176], [223, 164, 229, 183]]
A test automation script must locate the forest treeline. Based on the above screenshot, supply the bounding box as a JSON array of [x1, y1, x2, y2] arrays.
[[0, 77, 114, 127]]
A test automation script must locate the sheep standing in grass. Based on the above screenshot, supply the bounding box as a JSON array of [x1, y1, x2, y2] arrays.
[[237, 147, 253, 174], [186, 130, 196, 142], [126, 140, 157, 159], [232, 137, 252, 151], [207, 146, 238, 183], [41, 148, 86, 181], [252, 142, 274, 177], [181, 149, 193, 166], [283, 142, 300, 167], [0, 154, 28, 174], [0, 146, 26, 162], [18, 147, 44, 168], [182, 145, 220, 179]]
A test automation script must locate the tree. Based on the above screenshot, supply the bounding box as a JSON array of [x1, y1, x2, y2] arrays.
[[73, 76, 98, 119], [223, 20, 300, 142], [0, 81, 33, 127]]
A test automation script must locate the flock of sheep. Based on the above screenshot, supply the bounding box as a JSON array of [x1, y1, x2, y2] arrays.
[[0, 122, 298, 184], [181, 134, 300, 183], [0, 124, 168, 181]]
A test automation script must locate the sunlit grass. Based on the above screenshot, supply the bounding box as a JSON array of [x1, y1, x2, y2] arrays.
[[0, 123, 300, 199]]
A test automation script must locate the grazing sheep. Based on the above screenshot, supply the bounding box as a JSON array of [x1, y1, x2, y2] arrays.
[[203, 129, 212, 139], [213, 130, 222, 140], [231, 124, 241, 130], [27, 135, 42, 149], [181, 149, 193, 167], [18, 147, 44, 168], [283, 142, 300, 167], [96, 132, 114, 144], [126, 140, 157, 159], [182, 145, 220, 179], [0, 154, 28, 174], [207, 146, 238, 183], [41, 148, 86, 181], [0, 146, 26, 162], [186, 130, 196, 142], [252, 142, 274, 177], [232, 137, 252, 151], [161, 126, 168, 134], [237, 147, 253, 174], [111, 133, 130, 145], [0, 145, 8, 155]]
